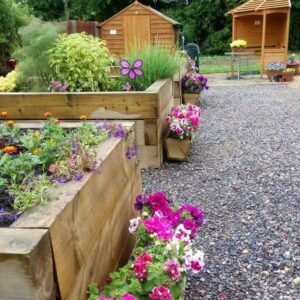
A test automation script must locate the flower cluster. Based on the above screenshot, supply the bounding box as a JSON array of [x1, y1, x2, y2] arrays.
[[181, 72, 208, 94], [49, 81, 68, 92], [0, 113, 127, 226], [88, 192, 205, 300], [165, 104, 202, 140], [265, 62, 286, 72], [230, 39, 247, 48]]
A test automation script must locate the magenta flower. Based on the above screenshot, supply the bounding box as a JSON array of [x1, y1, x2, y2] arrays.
[[149, 286, 172, 300], [147, 192, 172, 216], [143, 214, 174, 241], [98, 297, 116, 300], [164, 259, 181, 281], [122, 294, 137, 300], [134, 194, 147, 211], [119, 59, 144, 80]]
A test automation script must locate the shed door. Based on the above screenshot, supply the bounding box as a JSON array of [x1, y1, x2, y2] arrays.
[[123, 15, 151, 52]]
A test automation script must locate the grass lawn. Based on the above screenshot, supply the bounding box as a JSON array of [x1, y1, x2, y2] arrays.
[[199, 52, 300, 74], [199, 55, 260, 74]]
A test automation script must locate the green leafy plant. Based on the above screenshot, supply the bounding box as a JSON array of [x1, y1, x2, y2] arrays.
[[49, 33, 114, 92], [118, 43, 182, 91], [14, 18, 64, 91]]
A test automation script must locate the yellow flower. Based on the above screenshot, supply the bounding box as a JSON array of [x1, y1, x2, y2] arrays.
[[79, 115, 87, 121], [54, 118, 60, 124], [33, 148, 42, 155], [49, 138, 56, 145], [32, 132, 41, 139]]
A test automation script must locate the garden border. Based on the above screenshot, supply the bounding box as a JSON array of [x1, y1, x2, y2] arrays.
[[0, 121, 142, 300], [0, 79, 174, 168]]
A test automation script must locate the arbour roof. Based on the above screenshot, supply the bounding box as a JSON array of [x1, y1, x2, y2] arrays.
[[226, 0, 291, 15]]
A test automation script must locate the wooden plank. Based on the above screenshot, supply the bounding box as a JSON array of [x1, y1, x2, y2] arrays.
[[138, 145, 160, 169], [10, 122, 142, 300], [0, 229, 55, 300], [144, 119, 158, 146], [124, 15, 151, 52], [136, 120, 145, 146], [0, 92, 158, 119]]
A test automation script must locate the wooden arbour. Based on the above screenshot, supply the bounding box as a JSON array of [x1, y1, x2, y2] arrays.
[[226, 0, 291, 75]]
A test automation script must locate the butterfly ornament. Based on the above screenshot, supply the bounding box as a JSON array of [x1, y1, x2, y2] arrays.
[[119, 59, 144, 80]]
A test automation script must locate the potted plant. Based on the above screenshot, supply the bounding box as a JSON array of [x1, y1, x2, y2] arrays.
[[281, 68, 295, 82], [286, 53, 300, 75], [164, 104, 202, 161], [265, 62, 286, 81], [230, 39, 247, 52], [88, 191, 205, 300], [181, 72, 208, 104]]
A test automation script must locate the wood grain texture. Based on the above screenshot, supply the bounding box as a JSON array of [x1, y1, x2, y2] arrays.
[[0, 229, 55, 300], [2, 122, 142, 300], [0, 92, 158, 120]]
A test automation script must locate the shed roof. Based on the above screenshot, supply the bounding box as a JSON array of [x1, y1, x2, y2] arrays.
[[226, 0, 291, 15], [99, 1, 180, 27]]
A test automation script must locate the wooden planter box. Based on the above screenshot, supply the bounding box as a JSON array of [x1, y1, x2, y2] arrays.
[[0, 79, 173, 168], [165, 136, 191, 161], [182, 93, 200, 105], [0, 121, 142, 300]]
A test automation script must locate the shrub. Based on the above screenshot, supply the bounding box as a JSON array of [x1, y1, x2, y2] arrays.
[[119, 44, 182, 91], [14, 19, 63, 91], [0, 71, 17, 92], [0, 0, 30, 71], [49, 33, 114, 92]]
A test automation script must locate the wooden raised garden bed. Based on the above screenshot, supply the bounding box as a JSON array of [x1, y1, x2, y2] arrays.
[[0, 79, 173, 168], [0, 121, 142, 300]]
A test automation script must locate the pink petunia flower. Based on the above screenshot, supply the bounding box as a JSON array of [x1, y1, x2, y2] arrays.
[[48, 164, 58, 173], [149, 286, 172, 300], [122, 294, 137, 300]]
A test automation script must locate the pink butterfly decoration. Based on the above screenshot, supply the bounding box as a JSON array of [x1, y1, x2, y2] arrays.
[[119, 59, 144, 80]]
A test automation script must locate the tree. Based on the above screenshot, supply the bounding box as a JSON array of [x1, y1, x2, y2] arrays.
[[0, 0, 30, 72]]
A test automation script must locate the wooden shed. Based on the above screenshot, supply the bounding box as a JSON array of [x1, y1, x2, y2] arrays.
[[99, 1, 181, 57], [226, 0, 291, 74]]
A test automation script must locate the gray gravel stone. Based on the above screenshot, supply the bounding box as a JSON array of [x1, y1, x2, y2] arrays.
[[142, 84, 300, 299]]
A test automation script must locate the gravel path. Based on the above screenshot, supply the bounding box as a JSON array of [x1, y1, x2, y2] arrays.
[[142, 84, 300, 300]]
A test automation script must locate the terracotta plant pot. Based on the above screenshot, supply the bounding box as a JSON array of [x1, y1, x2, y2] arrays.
[[266, 70, 283, 81], [280, 71, 294, 82], [286, 63, 299, 75], [231, 47, 245, 53], [183, 92, 200, 105], [165, 137, 191, 161]]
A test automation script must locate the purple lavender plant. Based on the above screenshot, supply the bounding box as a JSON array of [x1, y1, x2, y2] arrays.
[[50, 81, 68, 92]]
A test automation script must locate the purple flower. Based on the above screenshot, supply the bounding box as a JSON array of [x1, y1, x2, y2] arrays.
[[134, 194, 146, 211], [126, 145, 138, 159], [55, 177, 69, 184], [119, 59, 144, 80], [73, 174, 84, 181], [123, 82, 132, 91], [114, 125, 126, 138]]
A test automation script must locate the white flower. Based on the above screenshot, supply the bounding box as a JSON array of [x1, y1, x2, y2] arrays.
[[128, 217, 141, 234]]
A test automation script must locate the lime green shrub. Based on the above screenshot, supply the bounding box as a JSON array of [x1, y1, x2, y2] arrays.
[[14, 19, 63, 91], [120, 44, 182, 91], [0, 71, 17, 92], [49, 33, 114, 92]]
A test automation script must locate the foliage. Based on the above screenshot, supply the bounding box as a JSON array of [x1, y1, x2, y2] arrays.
[[166, 104, 202, 140], [14, 19, 64, 91], [0, 71, 17, 92], [0, 113, 125, 223], [0, 0, 30, 73], [118, 44, 182, 91], [49, 33, 114, 92], [88, 192, 205, 299]]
